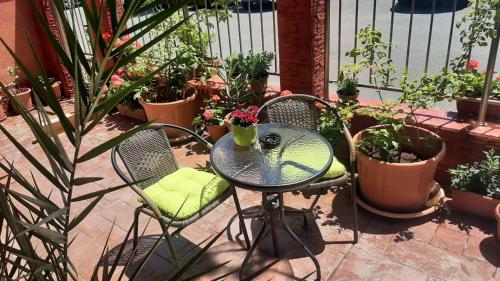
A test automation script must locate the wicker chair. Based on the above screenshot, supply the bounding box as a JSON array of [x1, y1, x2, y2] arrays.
[[257, 94, 358, 243], [111, 123, 250, 265]]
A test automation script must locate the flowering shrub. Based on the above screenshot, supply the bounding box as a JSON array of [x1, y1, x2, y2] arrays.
[[231, 106, 259, 127], [456, 58, 500, 100], [193, 95, 227, 126]]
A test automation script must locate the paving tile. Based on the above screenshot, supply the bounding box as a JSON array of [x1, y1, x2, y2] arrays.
[[369, 259, 428, 281], [430, 226, 468, 254], [463, 235, 500, 266], [328, 247, 382, 280], [384, 239, 496, 280]]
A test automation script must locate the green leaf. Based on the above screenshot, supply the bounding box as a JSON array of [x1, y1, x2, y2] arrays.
[[15, 208, 67, 239], [77, 122, 150, 163], [68, 196, 103, 230], [18, 222, 66, 245], [72, 177, 104, 186], [71, 181, 142, 202]]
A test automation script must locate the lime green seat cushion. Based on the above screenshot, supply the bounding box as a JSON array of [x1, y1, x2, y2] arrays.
[[322, 157, 346, 179], [140, 167, 230, 220]]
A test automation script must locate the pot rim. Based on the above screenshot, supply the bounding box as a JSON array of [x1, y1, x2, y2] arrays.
[[495, 204, 500, 221], [457, 96, 500, 104], [139, 91, 197, 106], [353, 124, 446, 167], [337, 89, 360, 97], [16, 88, 32, 95]]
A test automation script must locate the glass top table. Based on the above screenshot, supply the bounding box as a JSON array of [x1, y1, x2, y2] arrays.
[[210, 123, 333, 192]]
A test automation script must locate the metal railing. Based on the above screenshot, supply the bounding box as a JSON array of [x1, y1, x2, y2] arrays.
[[327, 0, 500, 92]]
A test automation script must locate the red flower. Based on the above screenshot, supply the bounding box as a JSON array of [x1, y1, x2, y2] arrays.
[[496, 76, 500, 81], [211, 95, 221, 102], [203, 109, 215, 120], [466, 59, 480, 71], [135, 42, 142, 49], [121, 35, 131, 42], [115, 38, 124, 48], [315, 102, 326, 110], [102, 32, 112, 42], [110, 74, 124, 88], [280, 90, 292, 96], [231, 106, 259, 127]]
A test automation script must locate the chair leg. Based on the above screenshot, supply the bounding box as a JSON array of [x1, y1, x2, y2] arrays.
[[350, 168, 359, 244], [232, 187, 251, 249], [132, 207, 141, 251]]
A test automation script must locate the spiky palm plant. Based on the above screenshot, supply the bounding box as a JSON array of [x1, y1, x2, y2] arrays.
[[0, 0, 227, 280]]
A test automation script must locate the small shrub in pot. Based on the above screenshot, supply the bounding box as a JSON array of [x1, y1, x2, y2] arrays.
[[244, 51, 274, 95]]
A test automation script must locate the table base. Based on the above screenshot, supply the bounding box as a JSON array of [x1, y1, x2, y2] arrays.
[[238, 192, 321, 281]]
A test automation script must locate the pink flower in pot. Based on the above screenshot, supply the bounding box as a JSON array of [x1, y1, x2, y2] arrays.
[[203, 109, 215, 120], [466, 59, 480, 71], [110, 75, 124, 88]]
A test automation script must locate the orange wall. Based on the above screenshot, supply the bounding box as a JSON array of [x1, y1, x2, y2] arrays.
[[0, 0, 45, 86]]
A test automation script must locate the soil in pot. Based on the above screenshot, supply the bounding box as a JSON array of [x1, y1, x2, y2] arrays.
[[354, 125, 446, 213], [207, 124, 228, 142], [141, 91, 199, 138], [452, 189, 500, 219]]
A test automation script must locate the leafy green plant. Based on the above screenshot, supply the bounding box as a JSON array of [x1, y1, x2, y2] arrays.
[[449, 149, 500, 199], [193, 95, 228, 126], [224, 53, 246, 78], [317, 102, 355, 146], [244, 51, 274, 80], [0, 0, 228, 280], [336, 73, 358, 97]]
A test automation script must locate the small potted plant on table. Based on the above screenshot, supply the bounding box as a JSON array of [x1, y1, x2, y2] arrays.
[[2, 65, 33, 113], [245, 51, 274, 96], [231, 105, 259, 146], [450, 149, 500, 218]]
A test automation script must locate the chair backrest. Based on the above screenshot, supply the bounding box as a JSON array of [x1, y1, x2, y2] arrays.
[[257, 94, 323, 131], [116, 124, 179, 189]]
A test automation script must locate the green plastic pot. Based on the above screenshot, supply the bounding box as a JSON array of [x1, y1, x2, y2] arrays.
[[232, 124, 258, 146]]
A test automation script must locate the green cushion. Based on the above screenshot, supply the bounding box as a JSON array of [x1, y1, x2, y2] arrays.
[[140, 167, 229, 220], [322, 157, 346, 179]]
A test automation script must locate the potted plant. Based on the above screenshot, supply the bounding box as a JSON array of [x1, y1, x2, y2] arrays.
[[0, 97, 6, 122], [336, 71, 359, 102], [224, 53, 246, 79], [245, 51, 274, 95], [350, 26, 446, 214], [450, 149, 500, 219], [193, 95, 229, 141], [231, 105, 259, 146], [3, 65, 33, 113], [36, 75, 62, 99], [454, 59, 500, 120]]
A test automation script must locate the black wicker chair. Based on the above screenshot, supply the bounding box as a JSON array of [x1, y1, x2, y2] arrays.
[[257, 94, 358, 243], [111, 123, 250, 265]]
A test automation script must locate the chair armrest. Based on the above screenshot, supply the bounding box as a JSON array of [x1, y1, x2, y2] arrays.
[[158, 123, 212, 150]]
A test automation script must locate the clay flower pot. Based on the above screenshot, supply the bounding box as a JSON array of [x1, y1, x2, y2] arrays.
[[116, 104, 147, 122], [0, 102, 6, 122], [207, 124, 228, 142], [452, 189, 500, 219], [353, 125, 446, 213], [337, 90, 359, 102], [456, 97, 500, 121], [10, 88, 34, 113], [140, 91, 198, 138], [495, 204, 500, 248], [51, 81, 62, 99], [232, 124, 258, 146], [249, 75, 269, 95]]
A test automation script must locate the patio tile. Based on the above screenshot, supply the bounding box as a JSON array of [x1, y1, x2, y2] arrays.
[[327, 246, 382, 280], [463, 235, 500, 266], [383, 238, 496, 280], [369, 259, 428, 281], [430, 226, 468, 254]]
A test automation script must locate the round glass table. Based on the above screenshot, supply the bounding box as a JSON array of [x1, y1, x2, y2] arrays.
[[210, 123, 333, 280]]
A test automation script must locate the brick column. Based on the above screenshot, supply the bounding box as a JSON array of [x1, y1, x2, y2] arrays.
[[277, 0, 327, 97]]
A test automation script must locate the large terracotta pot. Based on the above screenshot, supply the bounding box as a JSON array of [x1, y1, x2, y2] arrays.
[[0, 102, 6, 122], [116, 104, 147, 122], [11, 88, 33, 113], [140, 92, 198, 138], [353, 125, 446, 213], [207, 124, 228, 142], [495, 204, 500, 249], [456, 97, 500, 121], [452, 189, 500, 219]]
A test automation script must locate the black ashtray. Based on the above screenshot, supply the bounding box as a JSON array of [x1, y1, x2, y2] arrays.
[[259, 132, 281, 149]]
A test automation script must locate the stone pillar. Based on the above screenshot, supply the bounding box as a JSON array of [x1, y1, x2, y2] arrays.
[[277, 0, 327, 97]]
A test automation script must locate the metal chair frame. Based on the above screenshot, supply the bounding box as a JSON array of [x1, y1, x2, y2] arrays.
[[257, 94, 358, 243], [111, 123, 250, 267]]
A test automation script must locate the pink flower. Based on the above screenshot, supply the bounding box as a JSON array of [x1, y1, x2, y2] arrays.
[[110, 74, 124, 88], [115, 38, 124, 48], [121, 35, 131, 41], [135, 42, 142, 49], [280, 90, 293, 96], [102, 32, 112, 42], [101, 85, 109, 93], [203, 109, 215, 120], [496, 76, 500, 81], [116, 67, 126, 76], [466, 59, 480, 71], [211, 95, 221, 102]]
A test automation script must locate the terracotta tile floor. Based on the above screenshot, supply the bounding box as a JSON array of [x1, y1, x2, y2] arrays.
[[1, 104, 499, 280]]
